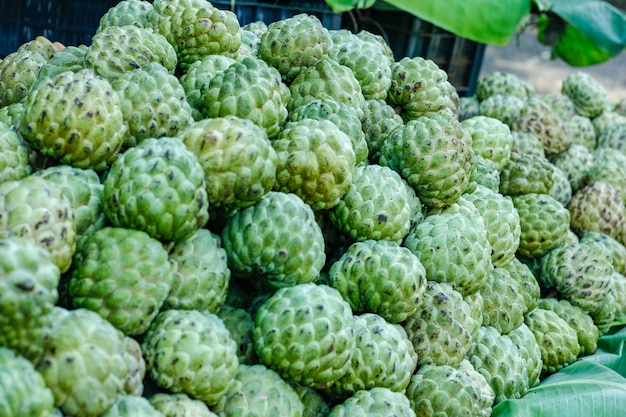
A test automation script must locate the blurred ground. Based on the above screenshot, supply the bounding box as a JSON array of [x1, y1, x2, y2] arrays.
[[479, 26, 626, 103]]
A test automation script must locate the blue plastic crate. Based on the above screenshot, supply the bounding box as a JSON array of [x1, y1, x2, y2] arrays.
[[0, 0, 119, 57]]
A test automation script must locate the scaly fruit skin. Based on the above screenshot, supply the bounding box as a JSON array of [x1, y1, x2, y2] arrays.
[[288, 97, 369, 166], [569, 181, 625, 240], [566, 115, 597, 150], [213, 364, 305, 417], [179, 54, 236, 120], [548, 164, 573, 207], [36, 308, 131, 417], [259, 13, 331, 83], [464, 185, 521, 267], [597, 122, 626, 154], [592, 110, 626, 138], [103, 136, 209, 243], [68, 226, 173, 336], [405, 361, 495, 417], [181, 115, 277, 209], [476, 71, 531, 101], [0, 49, 48, 107], [142, 309, 239, 406], [165, 228, 230, 313], [0, 103, 24, 127], [540, 240, 614, 325], [0, 175, 77, 273], [524, 308, 581, 376], [551, 144, 595, 193], [217, 304, 257, 365], [540, 93, 576, 120], [461, 115, 513, 171], [466, 326, 529, 404], [329, 239, 426, 324], [610, 271, 626, 319], [148, 393, 218, 417], [328, 164, 419, 244], [328, 387, 416, 417], [458, 95, 480, 121], [201, 56, 290, 139], [509, 323, 543, 388], [402, 281, 481, 368], [467, 154, 501, 193], [580, 231, 626, 275], [537, 297, 599, 356], [96, 0, 155, 33], [511, 97, 571, 157], [16, 35, 62, 60], [510, 131, 545, 158], [0, 237, 59, 361], [0, 346, 56, 417], [0, 125, 32, 183], [499, 151, 556, 196], [287, 57, 366, 120], [120, 336, 145, 397], [252, 283, 356, 391], [387, 56, 459, 121], [561, 71, 609, 118], [355, 30, 395, 63], [85, 25, 177, 80], [100, 396, 165, 417], [288, 381, 330, 417], [478, 93, 525, 127], [33, 165, 105, 242], [20, 68, 127, 172], [32, 45, 87, 90], [478, 266, 527, 335], [111, 62, 194, 149], [360, 99, 404, 164], [272, 118, 356, 211], [323, 313, 418, 399], [501, 257, 541, 313], [403, 208, 493, 297], [586, 148, 626, 203], [512, 193, 570, 259], [379, 113, 474, 208], [221, 192, 326, 289], [149, 0, 241, 70], [329, 32, 392, 101]]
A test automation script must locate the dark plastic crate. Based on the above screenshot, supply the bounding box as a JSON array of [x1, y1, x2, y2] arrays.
[[211, 0, 342, 29], [0, 0, 119, 57], [343, 5, 485, 97]]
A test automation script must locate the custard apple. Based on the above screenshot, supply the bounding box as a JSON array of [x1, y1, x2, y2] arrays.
[[19, 68, 127, 171], [68, 226, 174, 336], [102, 136, 209, 242], [220, 191, 325, 290], [141, 309, 239, 406], [252, 283, 356, 391]]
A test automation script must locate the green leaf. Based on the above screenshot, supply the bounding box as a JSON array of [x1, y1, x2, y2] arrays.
[[324, 0, 372, 13], [492, 326, 626, 417], [550, 22, 615, 66], [383, 0, 531, 44], [324, 0, 532, 45], [534, 0, 626, 55], [492, 362, 626, 417]]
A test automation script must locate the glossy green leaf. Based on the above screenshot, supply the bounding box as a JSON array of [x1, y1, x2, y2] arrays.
[[324, 0, 374, 13], [324, 0, 532, 45], [550, 23, 615, 66], [534, 0, 626, 55], [492, 326, 626, 417]]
